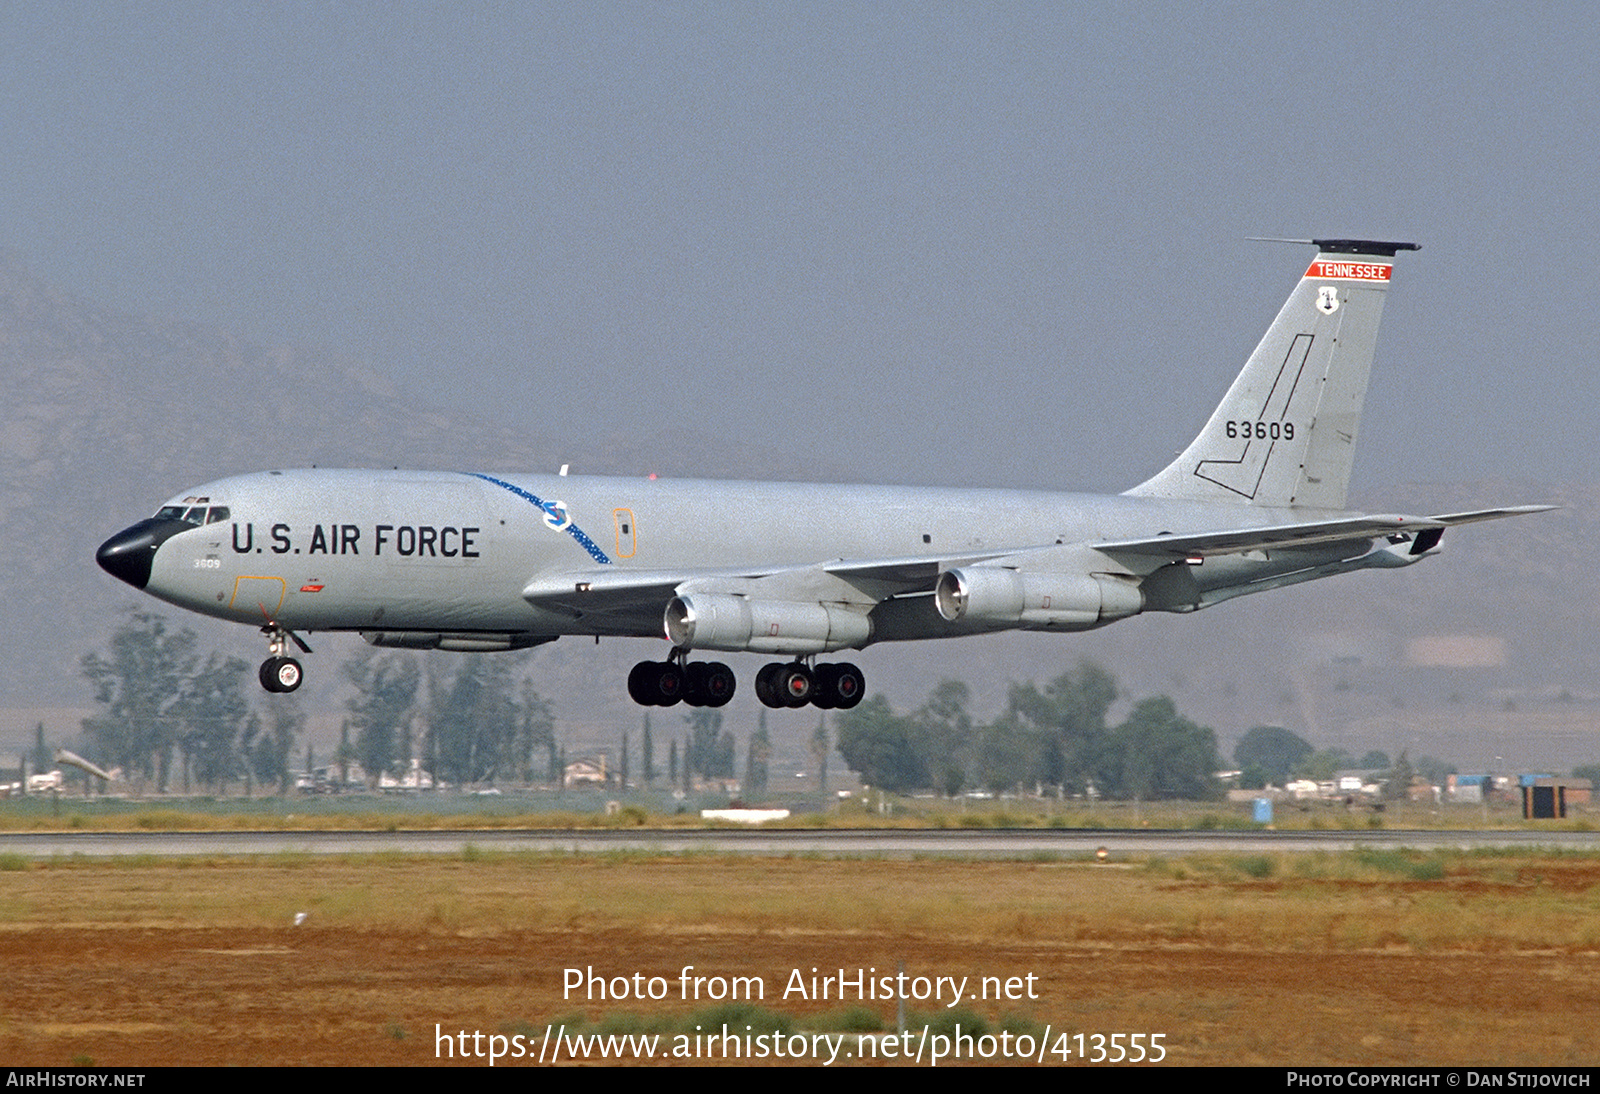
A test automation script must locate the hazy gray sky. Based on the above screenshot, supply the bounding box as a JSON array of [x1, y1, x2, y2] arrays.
[[4, 3, 1595, 494]]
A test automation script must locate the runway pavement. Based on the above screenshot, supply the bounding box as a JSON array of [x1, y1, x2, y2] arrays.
[[3, 826, 1598, 858]]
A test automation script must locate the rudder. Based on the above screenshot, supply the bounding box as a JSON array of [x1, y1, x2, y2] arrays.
[[1127, 238, 1419, 510]]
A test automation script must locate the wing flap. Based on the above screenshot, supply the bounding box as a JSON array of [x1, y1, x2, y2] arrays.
[[1093, 506, 1555, 566], [1094, 514, 1441, 562]]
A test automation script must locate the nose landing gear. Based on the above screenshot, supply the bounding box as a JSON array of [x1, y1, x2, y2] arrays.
[[260, 656, 303, 693], [258, 624, 312, 693]]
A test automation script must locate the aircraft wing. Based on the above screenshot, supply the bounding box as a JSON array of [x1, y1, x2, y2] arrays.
[[522, 506, 1554, 622], [1091, 506, 1554, 568], [1094, 505, 1555, 569], [1093, 513, 1442, 562], [1425, 505, 1558, 525]]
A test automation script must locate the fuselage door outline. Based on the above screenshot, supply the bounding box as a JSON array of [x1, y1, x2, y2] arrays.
[[614, 508, 637, 559], [229, 575, 287, 618]]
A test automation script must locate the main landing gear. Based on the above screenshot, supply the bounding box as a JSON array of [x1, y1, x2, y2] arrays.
[[753, 660, 864, 710], [627, 653, 737, 708], [626, 653, 863, 710], [258, 624, 311, 694]]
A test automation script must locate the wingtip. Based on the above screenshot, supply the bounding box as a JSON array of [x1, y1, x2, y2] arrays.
[[1427, 505, 1560, 525]]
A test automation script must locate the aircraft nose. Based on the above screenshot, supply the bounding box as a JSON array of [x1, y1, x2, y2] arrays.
[[95, 518, 191, 590]]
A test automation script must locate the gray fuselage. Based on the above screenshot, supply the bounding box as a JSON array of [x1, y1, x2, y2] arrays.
[[130, 467, 1369, 644]]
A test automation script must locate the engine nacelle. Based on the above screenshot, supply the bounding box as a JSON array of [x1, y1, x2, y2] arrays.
[[665, 593, 872, 654], [934, 567, 1143, 630]]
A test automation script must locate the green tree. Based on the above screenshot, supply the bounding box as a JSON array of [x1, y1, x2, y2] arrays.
[[1233, 725, 1314, 787], [808, 712, 828, 793], [1103, 696, 1221, 801], [1002, 661, 1118, 795], [642, 713, 655, 787], [685, 709, 733, 778], [343, 650, 419, 786], [81, 611, 197, 791], [835, 695, 928, 793], [1296, 748, 1354, 783], [251, 694, 303, 795], [1414, 754, 1457, 787], [31, 723, 49, 776], [517, 678, 556, 785], [1383, 750, 1416, 801], [1238, 762, 1269, 790], [337, 720, 354, 788], [745, 722, 771, 799], [974, 715, 1037, 795], [913, 679, 974, 797], [239, 711, 262, 796], [430, 655, 519, 786], [179, 652, 252, 793]]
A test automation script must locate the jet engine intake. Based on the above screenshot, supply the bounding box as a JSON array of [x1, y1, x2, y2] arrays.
[[665, 593, 871, 654], [934, 567, 1143, 629]]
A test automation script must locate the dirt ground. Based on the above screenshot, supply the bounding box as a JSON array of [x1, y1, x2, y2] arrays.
[[2, 853, 1597, 1067]]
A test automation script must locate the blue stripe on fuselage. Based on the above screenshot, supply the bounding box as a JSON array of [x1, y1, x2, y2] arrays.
[[468, 473, 613, 565]]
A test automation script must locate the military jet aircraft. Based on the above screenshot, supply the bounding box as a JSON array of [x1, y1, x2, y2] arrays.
[[95, 238, 1547, 710]]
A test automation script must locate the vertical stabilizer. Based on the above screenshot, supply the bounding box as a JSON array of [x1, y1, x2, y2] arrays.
[[1127, 239, 1418, 510]]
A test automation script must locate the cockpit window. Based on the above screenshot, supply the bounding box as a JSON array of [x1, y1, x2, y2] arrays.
[[155, 505, 226, 526]]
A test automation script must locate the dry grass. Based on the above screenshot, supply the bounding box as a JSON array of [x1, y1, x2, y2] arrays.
[[5, 849, 1600, 949], [2, 849, 1598, 1065]]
